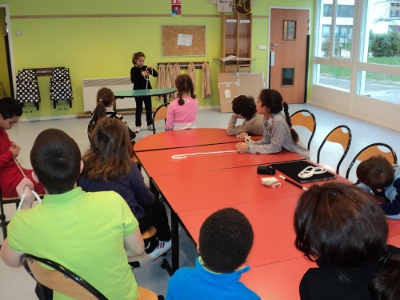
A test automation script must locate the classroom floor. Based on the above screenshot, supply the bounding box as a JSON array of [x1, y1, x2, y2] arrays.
[[1, 103, 400, 299]]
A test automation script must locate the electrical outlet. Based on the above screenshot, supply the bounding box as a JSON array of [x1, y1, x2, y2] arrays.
[[257, 45, 267, 50]]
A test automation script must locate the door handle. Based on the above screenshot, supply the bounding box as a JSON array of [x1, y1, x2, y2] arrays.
[[271, 43, 278, 47]]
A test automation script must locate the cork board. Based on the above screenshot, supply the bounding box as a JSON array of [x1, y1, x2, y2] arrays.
[[162, 26, 206, 57]]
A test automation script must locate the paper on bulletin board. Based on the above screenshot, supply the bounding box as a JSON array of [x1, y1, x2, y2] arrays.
[[177, 34, 193, 47]]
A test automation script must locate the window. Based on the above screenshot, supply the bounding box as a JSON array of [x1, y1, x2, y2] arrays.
[[390, 2, 400, 17], [337, 5, 354, 18], [324, 4, 332, 17]]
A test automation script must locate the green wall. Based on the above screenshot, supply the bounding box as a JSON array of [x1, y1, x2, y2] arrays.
[[0, 7, 11, 97], [2, 0, 314, 119]]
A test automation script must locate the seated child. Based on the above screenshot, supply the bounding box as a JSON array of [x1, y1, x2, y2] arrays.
[[356, 155, 400, 219], [226, 95, 264, 138], [294, 182, 400, 300], [236, 89, 309, 159], [0, 128, 144, 299], [370, 253, 400, 300], [165, 74, 198, 131], [166, 207, 260, 300], [87, 87, 136, 142], [0, 97, 44, 197], [79, 118, 171, 260]]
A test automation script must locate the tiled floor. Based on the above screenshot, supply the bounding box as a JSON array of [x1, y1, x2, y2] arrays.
[[1, 103, 400, 298]]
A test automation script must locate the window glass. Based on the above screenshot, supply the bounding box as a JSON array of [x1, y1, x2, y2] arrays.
[[333, 2, 354, 58], [357, 70, 400, 103], [315, 64, 351, 91]]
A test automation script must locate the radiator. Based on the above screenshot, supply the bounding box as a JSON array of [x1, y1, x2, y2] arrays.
[[82, 77, 135, 112]]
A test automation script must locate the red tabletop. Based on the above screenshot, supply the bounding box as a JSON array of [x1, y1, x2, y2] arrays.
[[388, 233, 400, 246], [136, 143, 304, 177], [387, 219, 400, 237], [134, 128, 248, 152], [154, 165, 347, 213], [241, 257, 316, 300]]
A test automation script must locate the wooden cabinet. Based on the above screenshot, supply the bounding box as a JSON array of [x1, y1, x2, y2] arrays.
[[217, 12, 255, 72]]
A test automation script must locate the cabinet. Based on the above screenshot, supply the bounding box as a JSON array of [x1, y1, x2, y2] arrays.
[[216, 12, 255, 72]]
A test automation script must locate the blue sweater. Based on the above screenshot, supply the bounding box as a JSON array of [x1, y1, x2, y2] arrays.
[[166, 257, 260, 300], [357, 165, 400, 219]]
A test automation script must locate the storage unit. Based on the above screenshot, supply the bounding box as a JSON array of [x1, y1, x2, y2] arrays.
[[216, 12, 255, 72]]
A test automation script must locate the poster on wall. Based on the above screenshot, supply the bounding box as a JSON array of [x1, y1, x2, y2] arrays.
[[216, 0, 234, 12], [234, 0, 251, 14], [171, 0, 181, 15]]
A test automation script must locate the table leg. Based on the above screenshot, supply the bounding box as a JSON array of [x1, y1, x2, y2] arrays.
[[161, 209, 179, 276]]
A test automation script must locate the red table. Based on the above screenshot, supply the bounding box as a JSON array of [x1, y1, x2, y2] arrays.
[[134, 128, 242, 152]]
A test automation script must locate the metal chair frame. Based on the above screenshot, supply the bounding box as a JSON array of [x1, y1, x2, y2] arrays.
[[317, 125, 352, 174], [345, 142, 398, 179], [290, 109, 316, 150]]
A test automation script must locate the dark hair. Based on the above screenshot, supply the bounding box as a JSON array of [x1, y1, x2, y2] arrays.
[[88, 88, 115, 138], [370, 254, 400, 300], [175, 74, 196, 105], [294, 182, 388, 268], [30, 129, 81, 194], [258, 89, 299, 143], [0, 97, 23, 119], [356, 155, 394, 190], [132, 51, 145, 65], [82, 118, 132, 181], [199, 207, 254, 273], [232, 95, 256, 120]]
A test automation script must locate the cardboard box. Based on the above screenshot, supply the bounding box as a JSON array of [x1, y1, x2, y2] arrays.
[[218, 72, 265, 113]]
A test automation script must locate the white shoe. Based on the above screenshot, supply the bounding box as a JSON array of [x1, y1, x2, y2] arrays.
[[147, 125, 153, 131], [148, 240, 171, 261], [135, 127, 141, 133]]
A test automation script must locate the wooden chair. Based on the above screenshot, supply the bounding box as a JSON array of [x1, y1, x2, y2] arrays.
[[345, 143, 398, 179], [21, 253, 160, 300], [152, 103, 169, 134], [290, 109, 316, 150], [316, 125, 352, 174]]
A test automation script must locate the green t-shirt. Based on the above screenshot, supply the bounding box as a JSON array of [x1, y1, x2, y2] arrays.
[[8, 187, 139, 300]]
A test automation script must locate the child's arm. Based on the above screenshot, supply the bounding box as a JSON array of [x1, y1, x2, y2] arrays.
[[379, 178, 400, 219], [0, 143, 20, 168], [227, 114, 248, 136], [165, 103, 174, 131], [129, 164, 155, 207], [124, 229, 145, 258]]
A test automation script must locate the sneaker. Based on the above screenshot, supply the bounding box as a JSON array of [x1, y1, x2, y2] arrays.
[[147, 125, 153, 131], [148, 240, 171, 261], [135, 126, 141, 133]]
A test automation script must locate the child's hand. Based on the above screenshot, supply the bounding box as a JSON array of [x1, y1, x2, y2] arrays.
[[233, 113, 245, 119], [147, 66, 153, 71], [236, 142, 248, 153], [9, 143, 21, 158], [16, 178, 36, 209], [236, 133, 248, 140]]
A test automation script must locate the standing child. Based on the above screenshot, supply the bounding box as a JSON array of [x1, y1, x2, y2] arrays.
[[166, 207, 260, 300], [293, 182, 400, 300], [87, 87, 136, 142], [0, 97, 44, 197], [79, 118, 171, 260], [130, 51, 158, 133], [236, 89, 309, 159], [226, 95, 264, 138], [356, 155, 400, 219], [165, 74, 198, 131]]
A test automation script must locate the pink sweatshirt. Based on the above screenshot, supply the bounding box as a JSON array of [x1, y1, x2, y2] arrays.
[[166, 97, 199, 131]]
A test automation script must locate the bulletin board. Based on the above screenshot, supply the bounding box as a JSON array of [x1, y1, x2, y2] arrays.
[[162, 26, 206, 57]]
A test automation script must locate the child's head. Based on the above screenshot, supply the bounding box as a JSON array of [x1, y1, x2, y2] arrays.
[[96, 87, 115, 107], [175, 74, 196, 105], [199, 207, 254, 273], [257, 89, 298, 143], [294, 182, 388, 267], [132, 51, 146, 66], [232, 95, 256, 120], [356, 155, 394, 190], [0, 97, 22, 130], [30, 129, 81, 194], [83, 118, 132, 181]]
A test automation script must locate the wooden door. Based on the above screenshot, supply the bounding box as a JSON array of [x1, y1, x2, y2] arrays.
[[269, 9, 309, 104]]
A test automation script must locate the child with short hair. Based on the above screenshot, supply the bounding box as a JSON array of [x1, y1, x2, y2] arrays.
[[236, 89, 309, 159], [0, 128, 144, 299], [165, 74, 198, 131], [356, 155, 400, 219], [166, 207, 260, 300], [0, 97, 44, 197], [226, 95, 264, 138], [130, 51, 158, 133], [370, 254, 400, 300], [79, 118, 171, 260], [87, 87, 136, 142], [293, 182, 400, 300]]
